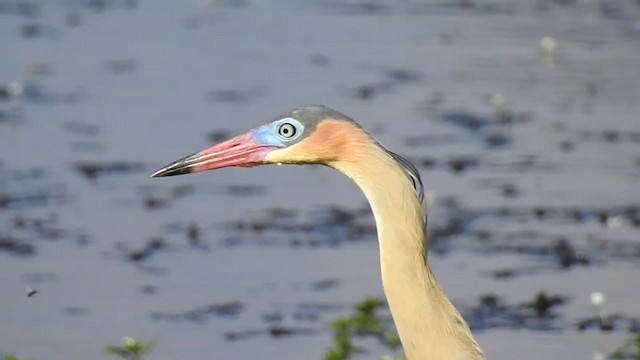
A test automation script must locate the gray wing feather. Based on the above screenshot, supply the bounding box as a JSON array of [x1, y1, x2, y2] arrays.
[[387, 150, 427, 222]]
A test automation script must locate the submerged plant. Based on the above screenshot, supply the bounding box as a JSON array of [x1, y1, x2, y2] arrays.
[[105, 337, 155, 360]]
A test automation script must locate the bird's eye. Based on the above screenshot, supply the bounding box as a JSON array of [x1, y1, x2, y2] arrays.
[[278, 122, 297, 139]]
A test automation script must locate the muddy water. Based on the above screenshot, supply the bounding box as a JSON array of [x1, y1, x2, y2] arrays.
[[1, 1, 639, 359]]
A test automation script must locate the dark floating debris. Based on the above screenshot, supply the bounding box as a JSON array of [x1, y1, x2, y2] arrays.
[[441, 111, 491, 132], [433, 109, 531, 150], [341, 65, 422, 101], [75, 161, 144, 181], [139, 284, 157, 295], [576, 314, 640, 332], [0, 1, 41, 17], [186, 222, 201, 247], [483, 132, 511, 148], [500, 183, 519, 198], [20, 23, 47, 38], [419, 91, 447, 112], [0, 236, 36, 256], [216, 302, 343, 341], [446, 156, 479, 174], [343, 82, 392, 101], [223, 205, 371, 248], [417, 157, 438, 168], [383, 68, 423, 84], [553, 237, 590, 269], [220, 199, 640, 272], [171, 184, 193, 199], [310, 278, 340, 292], [208, 129, 230, 143], [464, 291, 567, 331], [225, 329, 261, 341], [295, 302, 343, 318], [75, 233, 91, 246], [412, 153, 559, 175], [225, 326, 316, 341], [579, 130, 640, 145], [0, 108, 25, 125], [225, 185, 266, 196], [474, 233, 593, 270], [527, 291, 567, 317], [0, 82, 23, 101], [0, 190, 65, 210], [124, 237, 166, 263], [559, 140, 574, 152], [404, 0, 517, 15], [143, 196, 167, 210], [151, 301, 244, 322], [138, 184, 213, 213], [491, 268, 515, 280], [7, 213, 67, 242]]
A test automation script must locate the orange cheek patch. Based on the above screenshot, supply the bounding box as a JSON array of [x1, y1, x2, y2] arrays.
[[264, 120, 371, 165]]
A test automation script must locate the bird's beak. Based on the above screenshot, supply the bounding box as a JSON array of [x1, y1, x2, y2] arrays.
[[151, 132, 278, 177]]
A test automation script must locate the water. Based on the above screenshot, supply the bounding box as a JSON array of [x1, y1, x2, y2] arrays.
[[1, 0, 639, 359]]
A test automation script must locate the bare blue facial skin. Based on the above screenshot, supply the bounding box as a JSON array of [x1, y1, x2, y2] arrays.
[[250, 117, 305, 147]]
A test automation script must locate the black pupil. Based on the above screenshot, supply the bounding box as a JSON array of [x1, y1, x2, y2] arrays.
[[281, 124, 294, 137]]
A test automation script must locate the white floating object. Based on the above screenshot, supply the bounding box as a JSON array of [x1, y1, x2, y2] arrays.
[[590, 291, 605, 306], [540, 36, 556, 57]]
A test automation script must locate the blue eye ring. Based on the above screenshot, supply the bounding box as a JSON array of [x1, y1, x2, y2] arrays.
[[275, 118, 303, 141]]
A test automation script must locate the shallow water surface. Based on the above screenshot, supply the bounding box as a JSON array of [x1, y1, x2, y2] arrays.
[[1, 1, 639, 359]]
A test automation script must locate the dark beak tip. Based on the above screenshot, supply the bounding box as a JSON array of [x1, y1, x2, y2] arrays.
[[150, 165, 193, 178], [151, 153, 201, 178]]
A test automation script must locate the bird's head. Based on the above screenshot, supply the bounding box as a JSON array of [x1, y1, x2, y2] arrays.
[[152, 105, 425, 208], [151, 105, 369, 177]]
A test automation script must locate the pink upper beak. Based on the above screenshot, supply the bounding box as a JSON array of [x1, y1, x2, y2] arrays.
[[151, 132, 278, 177]]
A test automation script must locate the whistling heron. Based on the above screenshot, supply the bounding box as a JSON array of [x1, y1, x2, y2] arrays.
[[152, 105, 484, 360]]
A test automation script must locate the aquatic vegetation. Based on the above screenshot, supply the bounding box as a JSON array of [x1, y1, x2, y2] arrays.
[[610, 334, 640, 360], [2, 356, 32, 360], [105, 337, 155, 360], [323, 297, 403, 360], [4, 338, 155, 360], [1, 0, 639, 358]]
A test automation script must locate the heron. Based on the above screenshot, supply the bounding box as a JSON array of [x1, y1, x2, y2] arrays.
[[151, 105, 484, 360]]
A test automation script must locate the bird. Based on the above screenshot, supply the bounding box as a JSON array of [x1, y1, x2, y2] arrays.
[[151, 105, 484, 360]]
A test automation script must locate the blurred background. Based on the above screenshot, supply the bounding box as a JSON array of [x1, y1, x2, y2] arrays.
[[1, 0, 639, 359]]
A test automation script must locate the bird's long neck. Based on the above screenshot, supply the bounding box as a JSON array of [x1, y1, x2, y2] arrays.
[[333, 143, 483, 360]]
